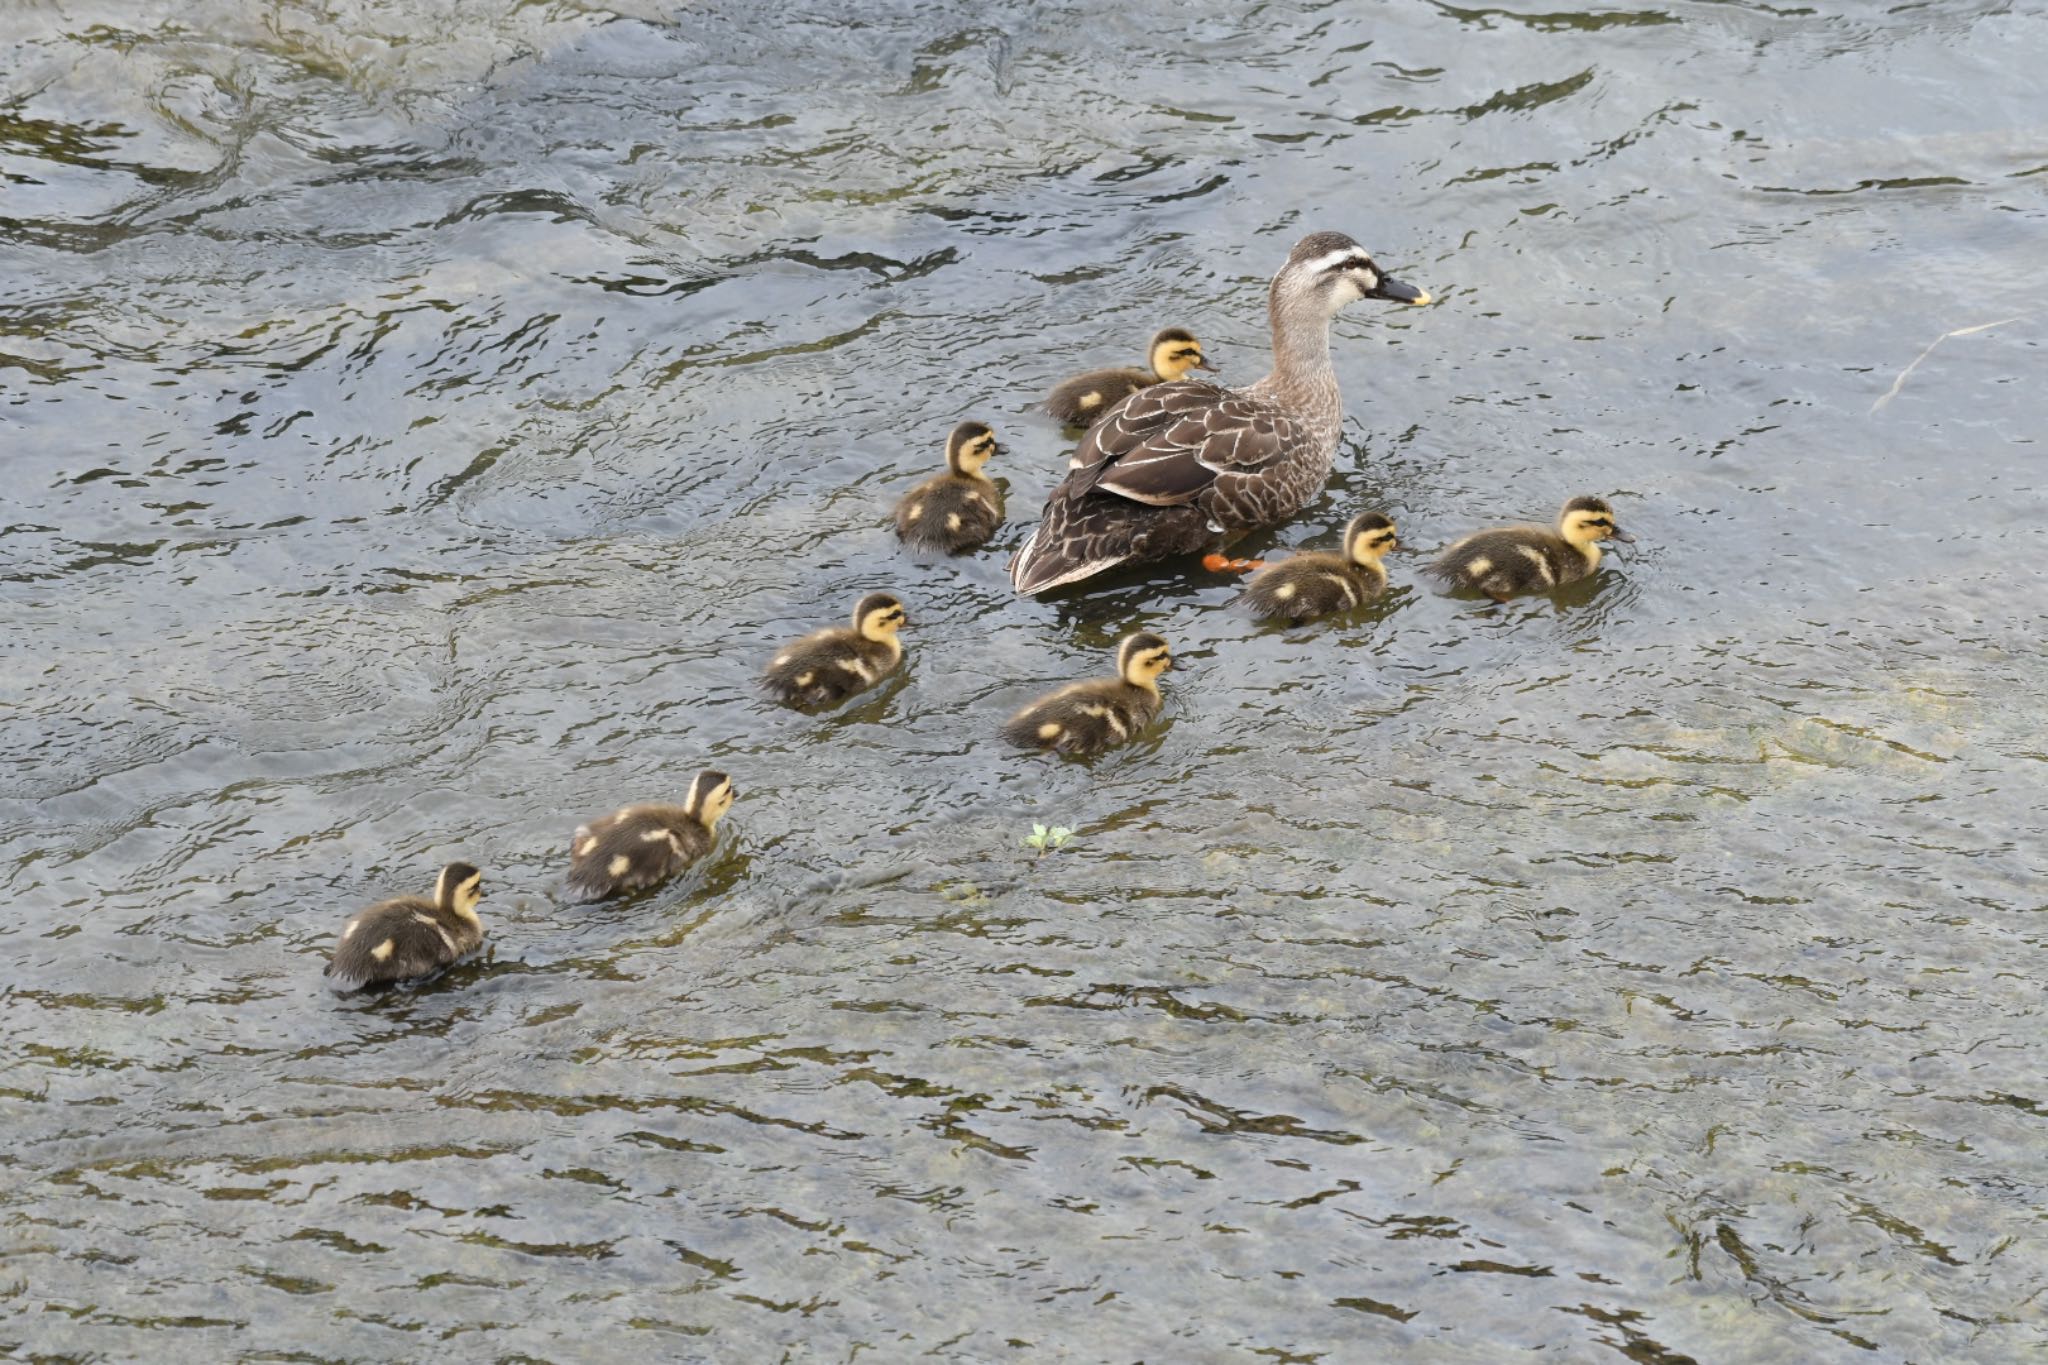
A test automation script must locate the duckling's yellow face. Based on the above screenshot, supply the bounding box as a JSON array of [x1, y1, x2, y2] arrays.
[[437, 862, 485, 917], [690, 771, 737, 828], [948, 424, 999, 477], [1119, 634, 1174, 687], [1150, 334, 1211, 382], [1349, 519, 1399, 564], [857, 596, 909, 641], [1560, 501, 1632, 547]]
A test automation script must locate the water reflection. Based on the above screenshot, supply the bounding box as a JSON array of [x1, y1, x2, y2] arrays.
[[4, 0, 2045, 1360]]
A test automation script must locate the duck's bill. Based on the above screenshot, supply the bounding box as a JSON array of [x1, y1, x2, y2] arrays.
[[1192, 357, 1218, 371], [1608, 528, 1636, 544], [1370, 276, 1430, 306]]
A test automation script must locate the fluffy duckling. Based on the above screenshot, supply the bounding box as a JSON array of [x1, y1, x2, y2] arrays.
[[762, 592, 909, 706], [1239, 512, 1399, 623], [1002, 631, 1173, 755], [1043, 328, 1214, 427], [1428, 496, 1635, 603], [894, 421, 1004, 553], [325, 861, 486, 993], [565, 770, 736, 902]]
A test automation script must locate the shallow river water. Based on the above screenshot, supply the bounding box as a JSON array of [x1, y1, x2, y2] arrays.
[[4, 1, 2045, 1360]]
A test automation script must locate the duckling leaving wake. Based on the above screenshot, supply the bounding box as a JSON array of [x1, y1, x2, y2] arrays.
[[1002, 631, 1174, 756], [894, 421, 1004, 554], [565, 770, 736, 902], [1239, 511, 1398, 623], [325, 861, 486, 993], [762, 592, 908, 707], [1427, 496, 1634, 603]]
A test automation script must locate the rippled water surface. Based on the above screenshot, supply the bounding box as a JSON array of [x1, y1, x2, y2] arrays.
[[5, 0, 2045, 1359]]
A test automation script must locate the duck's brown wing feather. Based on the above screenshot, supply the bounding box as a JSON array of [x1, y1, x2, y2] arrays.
[[1068, 380, 1299, 507], [1012, 382, 1299, 593]]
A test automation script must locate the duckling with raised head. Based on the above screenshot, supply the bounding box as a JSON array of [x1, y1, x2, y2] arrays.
[[1240, 512, 1399, 623], [1428, 496, 1634, 603], [325, 861, 486, 993], [894, 421, 1004, 553], [1011, 232, 1429, 596], [566, 770, 736, 902], [1002, 631, 1174, 755], [762, 592, 908, 706], [1044, 328, 1214, 427]]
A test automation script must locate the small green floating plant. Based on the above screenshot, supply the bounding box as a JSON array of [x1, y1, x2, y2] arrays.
[[1022, 823, 1075, 855]]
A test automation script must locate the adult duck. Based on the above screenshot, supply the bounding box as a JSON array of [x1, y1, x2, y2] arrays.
[[1009, 231, 1427, 596]]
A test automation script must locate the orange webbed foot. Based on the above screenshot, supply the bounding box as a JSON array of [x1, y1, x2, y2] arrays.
[[1201, 553, 1267, 575]]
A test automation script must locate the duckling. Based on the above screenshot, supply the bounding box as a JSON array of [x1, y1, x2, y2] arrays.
[[1002, 631, 1173, 755], [762, 592, 909, 706], [894, 421, 1004, 553], [565, 770, 736, 902], [1043, 328, 1214, 427], [325, 861, 486, 993], [1427, 496, 1635, 603], [1239, 512, 1399, 623]]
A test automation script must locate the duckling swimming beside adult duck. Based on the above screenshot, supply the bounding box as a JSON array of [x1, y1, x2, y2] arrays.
[[1010, 232, 1428, 596], [1043, 328, 1213, 427], [565, 770, 736, 902], [1427, 496, 1634, 603], [762, 592, 908, 706], [1002, 631, 1173, 756], [325, 861, 486, 993], [894, 421, 1003, 553], [1239, 512, 1398, 623]]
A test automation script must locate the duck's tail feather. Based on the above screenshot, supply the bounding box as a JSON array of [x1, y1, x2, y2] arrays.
[[1010, 497, 1222, 596], [1008, 507, 1129, 596]]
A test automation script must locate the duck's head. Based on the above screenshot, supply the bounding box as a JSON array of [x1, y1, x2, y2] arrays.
[[1277, 231, 1430, 316], [1148, 328, 1214, 381], [945, 421, 1000, 477], [435, 861, 485, 918], [1345, 511, 1399, 566], [854, 591, 909, 641], [685, 769, 738, 829], [1117, 631, 1174, 689], [1559, 496, 1634, 547]]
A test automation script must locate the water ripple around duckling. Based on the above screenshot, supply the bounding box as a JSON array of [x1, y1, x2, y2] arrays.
[[4, 0, 2046, 1360]]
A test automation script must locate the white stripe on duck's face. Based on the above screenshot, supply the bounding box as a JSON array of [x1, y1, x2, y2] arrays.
[[1303, 246, 1371, 275], [1304, 251, 1382, 310]]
